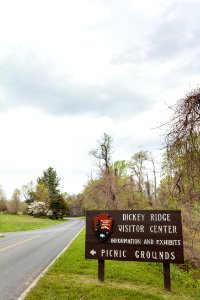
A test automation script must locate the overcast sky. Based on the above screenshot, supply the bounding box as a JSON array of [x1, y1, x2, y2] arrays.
[[0, 0, 199, 198]]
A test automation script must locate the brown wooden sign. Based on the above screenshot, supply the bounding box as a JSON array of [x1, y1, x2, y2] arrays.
[[85, 210, 184, 264]]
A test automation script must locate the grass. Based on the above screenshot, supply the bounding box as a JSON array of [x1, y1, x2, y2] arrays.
[[25, 230, 200, 300], [0, 214, 66, 232]]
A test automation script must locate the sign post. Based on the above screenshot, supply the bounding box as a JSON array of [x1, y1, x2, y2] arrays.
[[98, 259, 105, 282], [163, 263, 171, 291], [85, 210, 184, 290]]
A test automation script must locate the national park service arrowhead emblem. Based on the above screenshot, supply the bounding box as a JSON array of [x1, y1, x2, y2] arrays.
[[93, 213, 113, 242]]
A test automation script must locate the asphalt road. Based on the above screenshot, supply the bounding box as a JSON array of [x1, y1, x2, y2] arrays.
[[0, 218, 85, 300]]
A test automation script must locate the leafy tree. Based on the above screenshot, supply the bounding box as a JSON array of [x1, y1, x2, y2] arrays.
[[35, 167, 70, 219], [114, 160, 128, 177], [35, 183, 50, 207], [49, 194, 68, 219]]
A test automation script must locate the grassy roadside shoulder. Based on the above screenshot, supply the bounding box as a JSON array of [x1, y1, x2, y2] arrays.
[[0, 214, 66, 232], [25, 230, 200, 300]]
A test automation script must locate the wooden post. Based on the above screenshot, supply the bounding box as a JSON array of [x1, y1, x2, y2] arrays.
[[98, 259, 105, 282], [163, 263, 171, 291]]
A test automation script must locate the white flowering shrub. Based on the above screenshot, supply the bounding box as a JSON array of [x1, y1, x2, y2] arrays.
[[28, 201, 47, 217], [46, 210, 53, 217]]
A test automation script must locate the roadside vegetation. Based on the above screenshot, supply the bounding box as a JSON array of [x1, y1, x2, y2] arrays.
[[25, 230, 200, 300], [0, 86, 200, 283], [0, 167, 69, 220], [65, 87, 200, 276], [0, 214, 66, 232]]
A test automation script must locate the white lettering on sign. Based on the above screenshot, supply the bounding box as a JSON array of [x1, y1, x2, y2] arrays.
[[118, 224, 144, 233], [123, 214, 145, 221], [150, 225, 177, 234], [156, 240, 181, 246], [111, 238, 141, 245], [144, 239, 154, 245], [101, 249, 127, 258], [150, 213, 171, 222], [135, 250, 176, 260]]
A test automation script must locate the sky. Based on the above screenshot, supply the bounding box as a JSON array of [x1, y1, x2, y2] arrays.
[[0, 0, 200, 198]]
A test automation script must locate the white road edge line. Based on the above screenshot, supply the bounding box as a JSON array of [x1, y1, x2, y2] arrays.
[[18, 225, 85, 300]]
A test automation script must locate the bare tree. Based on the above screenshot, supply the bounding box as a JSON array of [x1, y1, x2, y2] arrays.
[[165, 86, 200, 205], [89, 133, 129, 209], [10, 188, 21, 214], [0, 185, 6, 201], [145, 173, 153, 207], [90, 132, 113, 174], [0, 185, 7, 212], [128, 151, 148, 193], [21, 181, 35, 204], [149, 153, 157, 202], [162, 86, 200, 267]]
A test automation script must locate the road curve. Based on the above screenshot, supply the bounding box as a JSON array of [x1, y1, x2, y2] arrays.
[[0, 218, 85, 300]]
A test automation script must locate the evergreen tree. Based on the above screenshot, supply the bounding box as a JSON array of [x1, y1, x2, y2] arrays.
[[37, 167, 60, 199], [35, 167, 70, 219]]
